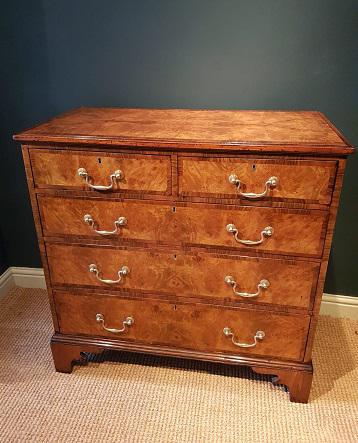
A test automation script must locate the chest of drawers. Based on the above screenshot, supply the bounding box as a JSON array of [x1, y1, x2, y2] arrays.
[[15, 108, 354, 403]]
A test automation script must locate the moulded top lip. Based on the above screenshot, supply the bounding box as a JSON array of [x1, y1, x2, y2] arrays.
[[13, 107, 355, 156]]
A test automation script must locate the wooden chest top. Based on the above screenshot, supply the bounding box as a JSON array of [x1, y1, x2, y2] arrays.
[[14, 108, 353, 155]]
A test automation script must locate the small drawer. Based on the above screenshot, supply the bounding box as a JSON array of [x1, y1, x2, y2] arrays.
[[54, 291, 310, 361], [30, 149, 171, 194], [179, 157, 336, 204], [47, 243, 319, 310]]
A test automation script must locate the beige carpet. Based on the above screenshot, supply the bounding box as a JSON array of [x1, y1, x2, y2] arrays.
[[1, 287, 357, 442]]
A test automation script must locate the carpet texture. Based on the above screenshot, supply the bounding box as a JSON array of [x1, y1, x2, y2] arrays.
[[0, 287, 357, 442]]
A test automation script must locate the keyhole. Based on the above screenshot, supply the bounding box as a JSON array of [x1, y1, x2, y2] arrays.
[[98, 158, 102, 164], [173, 305, 177, 311], [172, 206, 176, 213], [173, 254, 177, 260], [252, 164, 256, 171]]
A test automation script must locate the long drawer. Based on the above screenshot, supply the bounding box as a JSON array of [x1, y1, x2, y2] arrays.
[[30, 149, 171, 194], [54, 291, 310, 361], [39, 197, 327, 258], [179, 157, 336, 204], [47, 243, 318, 309]]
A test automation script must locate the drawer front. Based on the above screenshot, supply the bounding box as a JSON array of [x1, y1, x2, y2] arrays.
[[40, 197, 326, 257], [47, 244, 318, 309], [39, 196, 175, 243], [30, 149, 171, 194], [54, 291, 310, 361], [179, 157, 336, 204], [177, 204, 326, 258]]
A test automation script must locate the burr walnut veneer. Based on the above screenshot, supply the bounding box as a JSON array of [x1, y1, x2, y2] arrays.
[[14, 108, 354, 403]]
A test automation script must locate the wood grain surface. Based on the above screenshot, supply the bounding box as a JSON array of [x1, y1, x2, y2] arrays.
[[21, 147, 60, 331], [14, 108, 354, 155], [39, 196, 175, 243], [46, 243, 319, 309], [30, 149, 171, 194], [40, 197, 327, 257], [54, 291, 310, 361], [303, 158, 349, 362], [176, 204, 327, 257], [252, 366, 313, 403], [179, 157, 336, 204]]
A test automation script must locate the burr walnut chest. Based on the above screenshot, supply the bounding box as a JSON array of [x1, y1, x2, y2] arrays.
[[14, 108, 354, 403]]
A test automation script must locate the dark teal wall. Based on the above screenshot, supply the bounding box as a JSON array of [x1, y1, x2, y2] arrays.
[[1, 0, 357, 294], [0, 233, 7, 275]]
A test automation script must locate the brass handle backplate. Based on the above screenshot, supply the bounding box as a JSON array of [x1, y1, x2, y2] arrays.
[[83, 214, 127, 236], [223, 327, 265, 348], [96, 313, 134, 334], [226, 223, 274, 245], [78, 167, 123, 191], [228, 174, 278, 199], [224, 276, 270, 298], [89, 264, 130, 284]]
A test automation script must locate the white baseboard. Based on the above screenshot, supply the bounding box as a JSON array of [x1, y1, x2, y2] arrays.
[[0, 267, 357, 319], [11, 267, 46, 289], [0, 267, 46, 297], [319, 294, 358, 320], [0, 268, 15, 297]]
